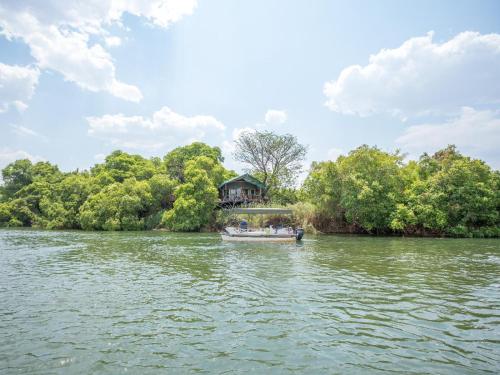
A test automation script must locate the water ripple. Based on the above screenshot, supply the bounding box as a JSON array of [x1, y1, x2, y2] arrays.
[[0, 229, 499, 374]]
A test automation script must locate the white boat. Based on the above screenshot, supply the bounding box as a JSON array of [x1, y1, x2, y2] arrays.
[[221, 208, 304, 242]]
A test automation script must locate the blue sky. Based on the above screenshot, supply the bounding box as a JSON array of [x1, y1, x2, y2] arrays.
[[1, 0, 499, 175]]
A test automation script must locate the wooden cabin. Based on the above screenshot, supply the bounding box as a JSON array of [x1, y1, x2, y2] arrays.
[[219, 174, 266, 206]]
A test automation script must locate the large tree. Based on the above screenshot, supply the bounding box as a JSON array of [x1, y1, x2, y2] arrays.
[[163, 142, 224, 182], [233, 130, 307, 195], [338, 145, 405, 233], [162, 156, 222, 231], [1, 159, 34, 199]]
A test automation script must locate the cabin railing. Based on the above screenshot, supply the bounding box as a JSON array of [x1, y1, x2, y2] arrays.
[[220, 194, 263, 202]]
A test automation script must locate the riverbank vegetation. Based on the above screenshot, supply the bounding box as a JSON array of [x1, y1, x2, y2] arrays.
[[300, 145, 499, 238], [0, 134, 498, 237], [0, 143, 235, 232]]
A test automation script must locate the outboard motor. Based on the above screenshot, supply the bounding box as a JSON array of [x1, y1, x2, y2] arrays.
[[295, 228, 304, 241], [239, 219, 248, 232]]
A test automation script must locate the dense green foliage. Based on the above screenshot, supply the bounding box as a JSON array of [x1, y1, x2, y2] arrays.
[[302, 145, 499, 237], [1, 142, 498, 237], [79, 179, 153, 231], [0, 143, 233, 232], [162, 156, 235, 231], [163, 142, 224, 182]]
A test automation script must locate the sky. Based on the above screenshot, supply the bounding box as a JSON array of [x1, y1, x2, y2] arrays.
[[1, 0, 500, 176]]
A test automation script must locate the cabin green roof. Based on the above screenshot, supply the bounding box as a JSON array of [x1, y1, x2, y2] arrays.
[[219, 173, 266, 189]]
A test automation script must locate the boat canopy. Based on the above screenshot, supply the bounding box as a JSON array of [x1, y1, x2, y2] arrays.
[[227, 208, 293, 215]]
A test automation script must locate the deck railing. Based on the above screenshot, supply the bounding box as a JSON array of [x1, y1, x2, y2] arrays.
[[220, 194, 264, 203]]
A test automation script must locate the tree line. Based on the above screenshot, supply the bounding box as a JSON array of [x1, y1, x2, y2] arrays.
[[0, 131, 499, 237], [0, 143, 235, 231]]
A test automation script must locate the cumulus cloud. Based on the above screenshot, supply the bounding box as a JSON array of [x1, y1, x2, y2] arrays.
[[221, 127, 255, 155], [0, 0, 197, 102], [396, 107, 500, 167], [104, 36, 122, 47], [324, 32, 500, 118], [0, 63, 39, 112], [232, 127, 256, 140], [222, 109, 290, 167], [109, 0, 198, 28], [265, 109, 287, 125], [87, 106, 225, 150]]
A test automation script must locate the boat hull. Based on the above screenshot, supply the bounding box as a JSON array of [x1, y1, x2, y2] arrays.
[[221, 234, 297, 242], [221, 226, 303, 242]]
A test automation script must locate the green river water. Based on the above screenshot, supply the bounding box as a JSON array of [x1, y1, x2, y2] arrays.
[[0, 229, 499, 374]]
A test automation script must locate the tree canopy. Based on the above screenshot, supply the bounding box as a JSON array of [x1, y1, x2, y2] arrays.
[[162, 157, 222, 231], [163, 142, 224, 182]]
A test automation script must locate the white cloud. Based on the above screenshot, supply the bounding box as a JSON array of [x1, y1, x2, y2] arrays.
[[324, 32, 500, 118], [87, 106, 225, 150], [220, 127, 257, 172], [239, 110, 288, 132], [0, 1, 197, 102], [0, 63, 39, 112], [222, 109, 291, 170], [232, 127, 256, 140], [109, 0, 198, 28], [222, 127, 255, 155], [265, 109, 287, 125], [104, 36, 122, 47], [396, 107, 500, 167], [0, 148, 44, 175]]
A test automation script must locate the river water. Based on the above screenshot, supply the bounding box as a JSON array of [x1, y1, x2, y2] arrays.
[[0, 229, 499, 374]]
